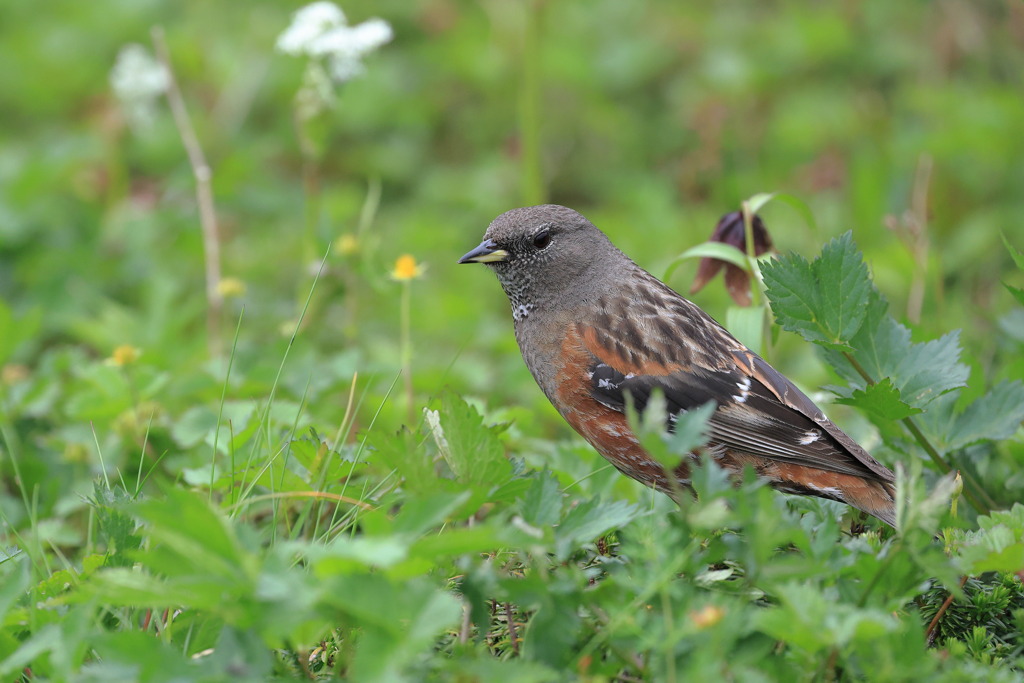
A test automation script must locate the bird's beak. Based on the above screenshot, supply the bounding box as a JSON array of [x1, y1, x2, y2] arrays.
[[458, 239, 509, 264]]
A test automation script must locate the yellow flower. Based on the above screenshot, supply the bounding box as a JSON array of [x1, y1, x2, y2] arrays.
[[216, 277, 247, 298], [335, 233, 359, 256], [108, 345, 141, 367], [391, 254, 425, 281], [689, 605, 725, 629]]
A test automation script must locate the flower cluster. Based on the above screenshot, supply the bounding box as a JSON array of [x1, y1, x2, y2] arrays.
[[109, 44, 170, 128], [276, 1, 393, 84]]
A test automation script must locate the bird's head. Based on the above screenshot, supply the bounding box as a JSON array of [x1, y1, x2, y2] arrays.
[[459, 205, 623, 318]]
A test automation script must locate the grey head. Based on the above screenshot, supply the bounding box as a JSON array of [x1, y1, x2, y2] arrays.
[[458, 205, 630, 321]]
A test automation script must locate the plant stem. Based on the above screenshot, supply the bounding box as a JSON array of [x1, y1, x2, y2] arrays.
[[739, 200, 764, 308], [400, 280, 413, 425], [301, 153, 321, 269], [152, 26, 223, 358]]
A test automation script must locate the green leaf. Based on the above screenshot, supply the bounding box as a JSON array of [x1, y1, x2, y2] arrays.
[[553, 497, 640, 560], [518, 471, 563, 528], [88, 631, 195, 681], [427, 394, 512, 488], [762, 232, 872, 349], [129, 487, 252, 582], [664, 401, 716, 457], [746, 191, 817, 231], [756, 582, 897, 653], [946, 380, 1024, 450], [521, 600, 581, 668], [448, 658, 560, 683], [664, 241, 749, 282], [1005, 283, 1024, 307], [392, 490, 472, 535], [833, 378, 922, 421], [826, 318, 969, 411], [957, 505, 1024, 574], [726, 304, 765, 355], [320, 574, 462, 681], [1002, 233, 1024, 271]]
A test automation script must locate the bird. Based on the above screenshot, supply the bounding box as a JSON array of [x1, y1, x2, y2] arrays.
[[459, 204, 897, 527]]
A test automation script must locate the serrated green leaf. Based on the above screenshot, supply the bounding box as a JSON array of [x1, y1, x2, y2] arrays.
[[946, 380, 1024, 450], [762, 232, 872, 349], [392, 490, 472, 535], [554, 498, 640, 560], [129, 488, 251, 582], [664, 401, 715, 456], [896, 330, 970, 406], [427, 394, 512, 488], [833, 378, 922, 421], [321, 574, 462, 681], [957, 506, 1024, 574], [1005, 283, 1024, 306], [519, 471, 563, 527], [826, 318, 969, 411], [521, 601, 581, 668]]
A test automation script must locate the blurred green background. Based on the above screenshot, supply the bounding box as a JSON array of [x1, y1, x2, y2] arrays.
[[1, 0, 1023, 515]]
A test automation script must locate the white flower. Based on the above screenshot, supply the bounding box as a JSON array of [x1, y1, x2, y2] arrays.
[[276, 1, 346, 56], [109, 44, 170, 127], [110, 44, 169, 101], [276, 2, 392, 84]]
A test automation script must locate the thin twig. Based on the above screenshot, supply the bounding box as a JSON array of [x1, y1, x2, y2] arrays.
[[152, 26, 223, 358], [459, 603, 472, 645], [926, 575, 969, 646], [504, 602, 520, 655], [906, 155, 933, 323]]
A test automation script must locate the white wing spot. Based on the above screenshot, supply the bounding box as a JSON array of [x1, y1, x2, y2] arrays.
[[732, 376, 752, 403], [798, 430, 821, 445], [804, 483, 842, 497]]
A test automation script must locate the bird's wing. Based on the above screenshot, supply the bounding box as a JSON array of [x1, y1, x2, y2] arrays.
[[576, 277, 895, 484]]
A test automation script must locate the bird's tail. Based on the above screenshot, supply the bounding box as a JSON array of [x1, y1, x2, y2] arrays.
[[847, 479, 897, 528]]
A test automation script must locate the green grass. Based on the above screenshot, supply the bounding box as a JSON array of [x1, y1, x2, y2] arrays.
[[1, 1, 1023, 680]]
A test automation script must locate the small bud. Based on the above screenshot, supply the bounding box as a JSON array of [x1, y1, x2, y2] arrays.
[[691, 211, 773, 307]]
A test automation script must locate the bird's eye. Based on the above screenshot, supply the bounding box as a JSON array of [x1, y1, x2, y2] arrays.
[[533, 229, 551, 250]]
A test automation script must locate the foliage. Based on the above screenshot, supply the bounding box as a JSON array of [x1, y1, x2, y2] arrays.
[[2, 1, 1023, 681]]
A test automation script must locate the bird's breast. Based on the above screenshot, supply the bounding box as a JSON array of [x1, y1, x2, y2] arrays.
[[536, 320, 678, 490]]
